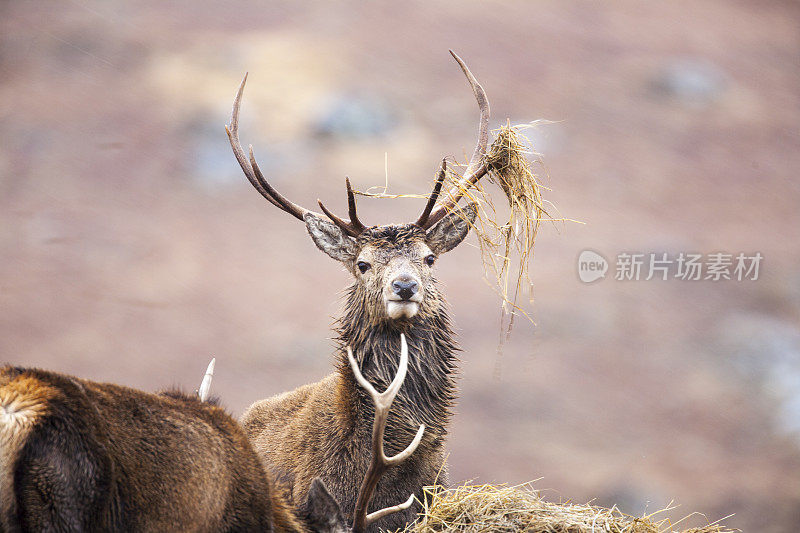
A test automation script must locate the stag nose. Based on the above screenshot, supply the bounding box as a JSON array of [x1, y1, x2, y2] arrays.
[[392, 277, 419, 301]]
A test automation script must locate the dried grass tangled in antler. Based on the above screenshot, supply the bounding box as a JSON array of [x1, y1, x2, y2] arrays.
[[449, 122, 577, 339], [398, 483, 734, 533], [478, 123, 547, 327]]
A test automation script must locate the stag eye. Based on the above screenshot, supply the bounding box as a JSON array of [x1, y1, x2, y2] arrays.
[[357, 261, 371, 274], [424, 254, 436, 267]]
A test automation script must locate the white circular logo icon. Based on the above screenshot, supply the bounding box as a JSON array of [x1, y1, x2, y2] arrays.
[[577, 250, 608, 283]]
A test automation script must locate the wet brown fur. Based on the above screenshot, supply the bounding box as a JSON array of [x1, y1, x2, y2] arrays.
[[241, 214, 473, 532], [0, 366, 347, 533]]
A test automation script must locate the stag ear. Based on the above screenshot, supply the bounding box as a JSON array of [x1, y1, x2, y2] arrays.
[[425, 202, 477, 254], [301, 477, 347, 532], [304, 213, 358, 263]]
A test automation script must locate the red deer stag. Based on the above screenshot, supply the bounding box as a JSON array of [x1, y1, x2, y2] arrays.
[[229, 50, 491, 531], [0, 335, 421, 533]]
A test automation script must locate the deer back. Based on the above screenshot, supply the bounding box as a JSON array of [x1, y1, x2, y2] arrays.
[[0, 365, 344, 532]]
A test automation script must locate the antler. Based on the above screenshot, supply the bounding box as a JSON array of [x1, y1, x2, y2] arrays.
[[348, 334, 425, 533], [226, 74, 367, 237], [417, 50, 491, 230], [229, 50, 488, 235], [197, 358, 215, 402], [317, 178, 367, 236], [414, 159, 447, 228]]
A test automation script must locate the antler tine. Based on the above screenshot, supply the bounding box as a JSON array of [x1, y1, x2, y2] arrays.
[[197, 358, 215, 402], [421, 51, 492, 229], [415, 159, 447, 228], [316, 178, 367, 237], [226, 73, 323, 222], [452, 50, 490, 178], [226, 74, 278, 209], [317, 199, 360, 237], [345, 178, 367, 234], [365, 494, 416, 525], [348, 334, 425, 533]]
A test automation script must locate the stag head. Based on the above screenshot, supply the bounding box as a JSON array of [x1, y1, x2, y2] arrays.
[[227, 51, 490, 323]]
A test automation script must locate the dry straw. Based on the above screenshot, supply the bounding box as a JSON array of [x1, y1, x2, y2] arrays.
[[395, 483, 734, 533], [444, 122, 579, 339], [471, 122, 550, 332]]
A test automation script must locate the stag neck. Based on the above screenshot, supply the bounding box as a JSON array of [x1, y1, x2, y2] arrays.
[[335, 290, 459, 441]]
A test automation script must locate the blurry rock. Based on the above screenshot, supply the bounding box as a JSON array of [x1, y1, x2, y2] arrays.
[[312, 93, 398, 139], [715, 313, 800, 435], [598, 483, 666, 517], [186, 115, 239, 188], [789, 270, 800, 306], [651, 58, 728, 107], [184, 111, 310, 190]]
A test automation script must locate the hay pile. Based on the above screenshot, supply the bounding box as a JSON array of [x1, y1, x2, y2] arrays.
[[397, 483, 734, 533]]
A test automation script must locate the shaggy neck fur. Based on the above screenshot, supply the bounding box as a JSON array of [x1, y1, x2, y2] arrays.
[[335, 282, 459, 453]]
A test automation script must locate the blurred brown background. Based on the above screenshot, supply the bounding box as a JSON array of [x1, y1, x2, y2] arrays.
[[2, 1, 799, 531]]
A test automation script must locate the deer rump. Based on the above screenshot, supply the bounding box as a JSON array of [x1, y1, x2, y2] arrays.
[[0, 366, 332, 533]]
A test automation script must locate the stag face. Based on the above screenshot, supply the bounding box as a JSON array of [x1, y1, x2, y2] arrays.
[[355, 225, 432, 320], [304, 203, 476, 322]]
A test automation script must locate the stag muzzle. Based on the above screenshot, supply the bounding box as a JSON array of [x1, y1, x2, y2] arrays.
[[385, 272, 423, 320]]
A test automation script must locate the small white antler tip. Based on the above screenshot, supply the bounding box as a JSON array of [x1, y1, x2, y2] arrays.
[[401, 493, 415, 509], [198, 357, 216, 402], [409, 423, 426, 450], [395, 494, 414, 511]]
